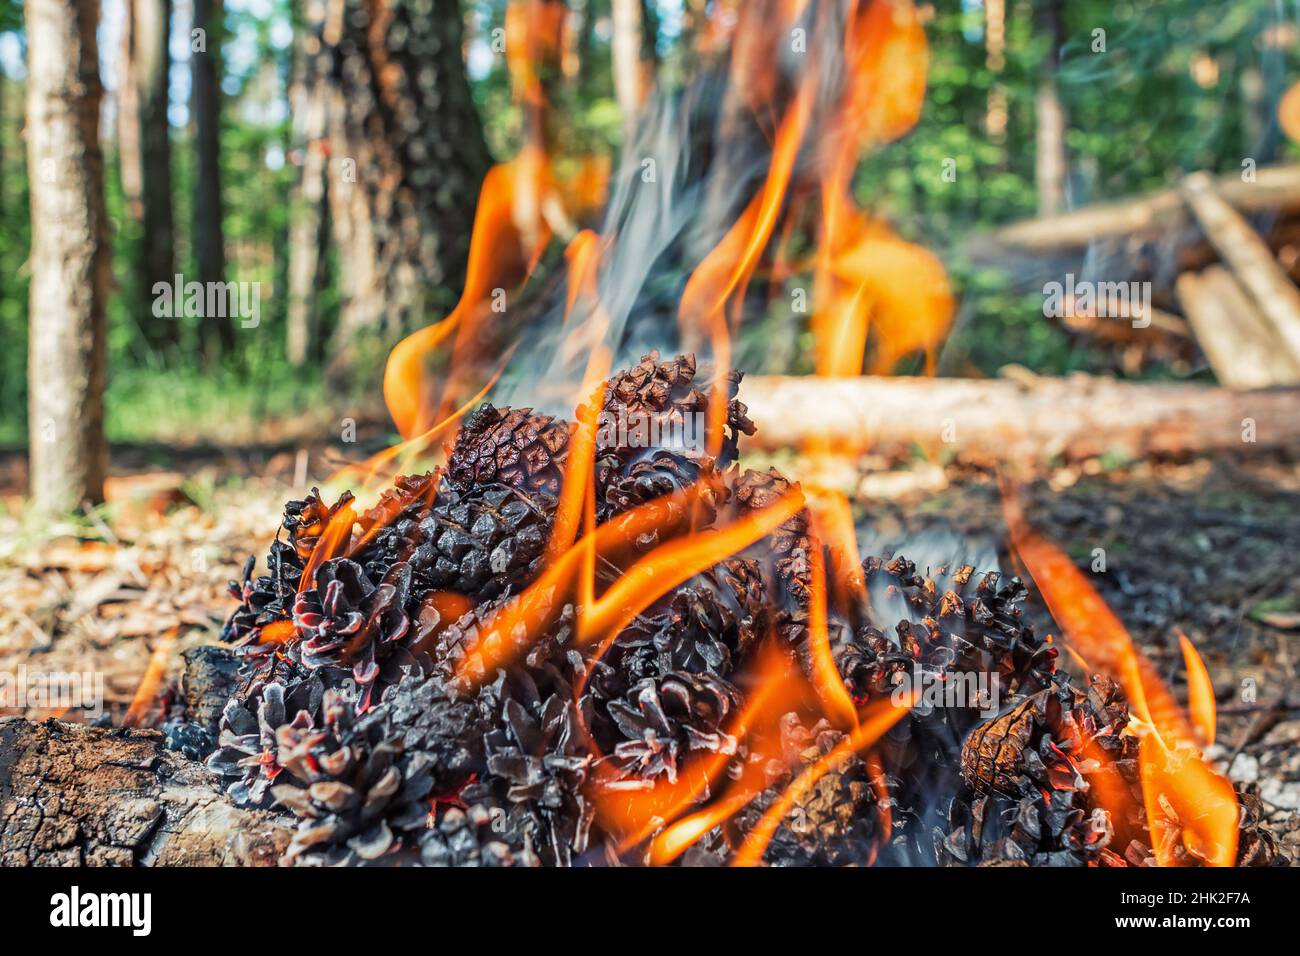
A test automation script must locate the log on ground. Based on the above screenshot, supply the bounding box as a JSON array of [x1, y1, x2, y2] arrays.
[[738, 375, 1300, 461], [0, 717, 292, 866]]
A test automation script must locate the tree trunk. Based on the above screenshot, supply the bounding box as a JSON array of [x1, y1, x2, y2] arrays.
[[611, 0, 648, 137], [1034, 0, 1067, 216], [192, 0, 233, 358], [25, 0, 110, 516], [126, 0, 177, 355], [286, 0, 331, 367], [322, 0, 493, 378]]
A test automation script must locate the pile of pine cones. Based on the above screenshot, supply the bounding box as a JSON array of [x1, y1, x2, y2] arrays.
[[193, 353, 1277, 867]]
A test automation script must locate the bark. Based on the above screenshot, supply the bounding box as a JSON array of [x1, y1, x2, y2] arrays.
[[0, 718, 292, 866], [286, 0, 331, 367], [1176, 266, 1300, 388], [322, 0, 493, 377], [192, 0, 234, 357], [1034, 0, 1067, 216], [1180, 170, 1300, 369], [128, 0, 178, 354], [738, 375, 1300, 462], [25, 0, 110, 515], [988, 164, 1300, 252]]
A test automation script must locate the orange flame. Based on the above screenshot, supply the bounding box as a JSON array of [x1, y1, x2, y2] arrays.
[[123, 626, 180, 728], [1001, 482, 1237, 866], [1178, 631, 1216, 747], [731, 690, 916, 866]]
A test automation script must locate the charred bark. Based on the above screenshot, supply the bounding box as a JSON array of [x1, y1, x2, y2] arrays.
[[0, 718, 292, 866], [25, 0, 110, 515]]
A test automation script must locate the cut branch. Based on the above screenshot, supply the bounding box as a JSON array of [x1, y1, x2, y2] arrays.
[[1176, 266, 1300, 388], [0, 718, 291, 866], [1180, 171, 1300, 369], [739, 375, 1300, 461], [990, 164, 1300, 251]]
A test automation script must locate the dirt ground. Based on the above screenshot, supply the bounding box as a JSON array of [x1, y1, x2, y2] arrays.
[[2, 442, 1297, 860]]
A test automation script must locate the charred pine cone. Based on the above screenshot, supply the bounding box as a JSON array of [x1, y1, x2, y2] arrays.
[[594, 352, 754, 519], [207, 676, 325, 807], [941, 677, 1130, 865], [410, 483, 555, 602], [590, 559, 768, 695], [417, 803, 541, 867], [594, 671, 742, 788], [835, 559, 1056, 707], [271, 676, 485, 866], [729, 714, 885, 866], [445, 404, 572, 497], [464, 694, 594, 866]]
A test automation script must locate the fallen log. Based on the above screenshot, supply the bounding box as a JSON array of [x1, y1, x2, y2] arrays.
[[990, 164, 1300, 252], [0, 717, 292, 866], [738, 374, 1300, 461]]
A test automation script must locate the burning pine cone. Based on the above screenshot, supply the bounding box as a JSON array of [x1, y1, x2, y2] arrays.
[[729, 714, 886, 867], [445, 404, 571, 497], [594, 352, 754, 519], [199, 352, 1280, 868], [270, 675, 486, 866], [410, 483, 555, 602]]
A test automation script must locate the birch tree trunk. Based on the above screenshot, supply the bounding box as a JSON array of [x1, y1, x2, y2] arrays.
[[24, 0, 111, 516]]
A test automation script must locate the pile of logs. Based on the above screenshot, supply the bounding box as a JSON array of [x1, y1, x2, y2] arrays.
[[986, 164, 1300, 389]]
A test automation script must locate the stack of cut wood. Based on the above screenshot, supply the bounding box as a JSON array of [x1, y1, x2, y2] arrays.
[[991, 164, 1300, 388]]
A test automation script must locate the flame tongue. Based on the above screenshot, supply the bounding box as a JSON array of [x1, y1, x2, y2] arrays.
[[1002, 482, 1238, 867]]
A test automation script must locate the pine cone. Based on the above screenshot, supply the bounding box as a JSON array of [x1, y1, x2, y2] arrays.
[[417, 804, 541, 867], [352, 471, 440, 580], [410, 484, 555, 602], [207, 676, 325, 807], [726, 468, 811, 599], [1235, 784, 1281, 866], [591, 558, 768, 695], [291, 558, 420, 707], [271, 676, 486, 866], [730, 714, 883, 866], [466, 694, 594, 866], [594, 352, 755, 516], [222, 488, 357, 645], [445, 404, 572, 497], [598, 671, 743, 788], [284, 487, 356, 563], [944, 677, 1131, 865], [833, 558, 1057, 705]]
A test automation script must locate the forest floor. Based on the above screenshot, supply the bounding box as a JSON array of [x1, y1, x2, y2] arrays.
[[1, 439, 1297, 861]]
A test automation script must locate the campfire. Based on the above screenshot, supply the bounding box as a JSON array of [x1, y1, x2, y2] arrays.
[[179, 343, 1269, 867]]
